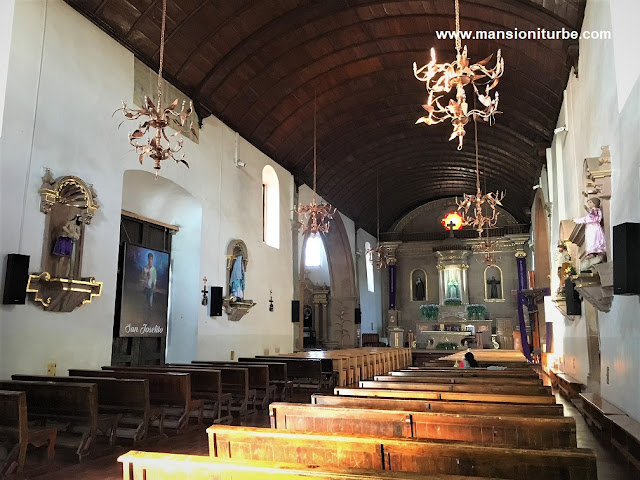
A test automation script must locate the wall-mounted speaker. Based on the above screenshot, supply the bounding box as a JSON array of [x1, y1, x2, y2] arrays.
[[3, 254, 30, 305], [291, 300, 300, 323], [613, 223, 640, 295], [210, 286, 223, 316], [354, 307, 361, 324], [564, 278, 581, 316]]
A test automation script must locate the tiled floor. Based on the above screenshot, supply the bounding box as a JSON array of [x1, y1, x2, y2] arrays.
[[15, 388, 637, 479]]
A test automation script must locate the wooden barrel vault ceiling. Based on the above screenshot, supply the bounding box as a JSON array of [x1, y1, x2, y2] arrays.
[[65, 0, 586, 234]]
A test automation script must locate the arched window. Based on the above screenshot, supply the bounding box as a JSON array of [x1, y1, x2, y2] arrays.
[[262, 165, 279, 248], [305, 235, 324, 267], [365, 241, 374, 293]]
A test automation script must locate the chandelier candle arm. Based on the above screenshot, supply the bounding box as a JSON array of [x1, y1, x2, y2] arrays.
[[118, 0, 194, 175]]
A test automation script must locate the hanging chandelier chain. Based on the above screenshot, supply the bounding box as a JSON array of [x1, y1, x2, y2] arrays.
[[313, 92, 317, 198], [118, 0, 194, 173], [157, 0, 167, 111], [376, 170, 380, 241], [454, 0, 461, 53]]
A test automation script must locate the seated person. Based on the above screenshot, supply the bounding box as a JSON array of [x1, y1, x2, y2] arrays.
[[454, 351, 480, 368]]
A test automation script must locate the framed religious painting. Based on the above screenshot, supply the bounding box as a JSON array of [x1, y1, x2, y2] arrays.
[[119, 243, 170, 337]]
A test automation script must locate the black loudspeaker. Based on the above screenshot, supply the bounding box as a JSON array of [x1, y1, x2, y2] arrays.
[[210, 287, 223, 316], [291, 300, 300, 322], [354, 307, 361, 324], [3, 254, 30, 305], [613, 223, 640, 295], [564, 278, 581, 316]]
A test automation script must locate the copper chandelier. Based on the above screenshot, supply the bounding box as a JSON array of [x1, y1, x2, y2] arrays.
[[118, 0, 194, 174], [413, 0, 504, 150], [295, 95, 337, 236], [456, 114, 505, 236], [366, 172, 389, 270]]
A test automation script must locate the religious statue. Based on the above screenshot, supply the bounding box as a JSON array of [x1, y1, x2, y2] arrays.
[[447, 279, 460, 299], [52, 214, 82, 277], [229, 255, 245, 299], [573, 198, 606, 271], [414, 277, 426, 301], [556, 241, 572, 292], [486, 275, 501, 299]]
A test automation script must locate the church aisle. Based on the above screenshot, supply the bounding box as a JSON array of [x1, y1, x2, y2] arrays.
[[555, 391, 635, 480]]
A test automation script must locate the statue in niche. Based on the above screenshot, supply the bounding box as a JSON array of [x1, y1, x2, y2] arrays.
[[52, 214, 83, 277], [556, 241, 572, 291], [486, 276, 501, 299], [229, 255, 245, 300], [573, 197, 606, 271], [414, 277, 426, 301], [447, 279, 460, 299]]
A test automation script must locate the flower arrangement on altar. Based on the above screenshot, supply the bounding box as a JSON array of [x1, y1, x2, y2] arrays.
[[564, 265, 577, 276], [466, 304, 487, 320], [444, 298, 462, 306], [420, 304, 439, 320]]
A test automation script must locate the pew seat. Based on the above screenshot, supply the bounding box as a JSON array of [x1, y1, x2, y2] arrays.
[[0, 390, 56, 475], [69, 370, 198, 434], [12, 375, 161, 445], [207, 425, 597, 480], [607, 413, 640, 471], [579, 392, 626, 441], [335, 387, 558, 404], [548, 368, 584, 399], [118, 450, 505, 480], [0, 380, 112, 461], [269, 402, 577, 449], [311, 394, 565, 417]]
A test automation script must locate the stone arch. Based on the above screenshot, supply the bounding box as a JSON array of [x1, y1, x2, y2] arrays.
[[532, 190, 551, 353], [300, 213, 357, 348]]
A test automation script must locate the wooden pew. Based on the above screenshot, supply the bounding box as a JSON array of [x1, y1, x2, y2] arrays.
[[250, 357, 325, 390], [311, 394, 565, 417], [118, 450, 502, 480], [402, 367, 540, 378], [335, 387, 558, 405], [0, 390, 56, 475], [0, 380, 109, 461], [69, 369, 198, 434], [580, 392, 627, 441], [12, 375, 160, 445], [359, 380, 553, 397], [375, 375, 543, 386], [236, 359, 292, 401], [182, 362, 273, 409], [268, 402, 576, 449], [100, 366, 235, 421], [207, 426, 598, 480]]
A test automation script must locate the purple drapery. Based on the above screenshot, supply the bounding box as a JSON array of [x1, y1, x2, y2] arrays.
[[389, 264, 396, 310], [516, 255, 533, 362]]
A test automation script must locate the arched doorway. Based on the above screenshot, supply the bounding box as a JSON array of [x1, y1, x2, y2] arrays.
[[299, 213, 357, 349]]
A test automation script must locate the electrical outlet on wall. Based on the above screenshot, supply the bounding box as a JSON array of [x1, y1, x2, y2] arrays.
[[263, 348, 270, 355], [371, 322, 374, 329], [230, 350, 234, 360], [46, 362, 56, 376], [275, 347, 280, 354], [606, 366, 610, 384]]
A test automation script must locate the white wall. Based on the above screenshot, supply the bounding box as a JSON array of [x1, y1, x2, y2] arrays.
[[0, 0, 295, 376], [539, 0, 640, 419]]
